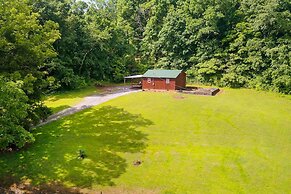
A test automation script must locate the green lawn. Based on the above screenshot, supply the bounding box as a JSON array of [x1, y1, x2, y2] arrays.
[[44, 86, 101, 113], [1, 88, 291, 193]]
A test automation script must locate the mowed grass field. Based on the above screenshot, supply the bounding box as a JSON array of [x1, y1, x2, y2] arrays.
[[44, 86, 101, 113], [0, 88, 290, 193]]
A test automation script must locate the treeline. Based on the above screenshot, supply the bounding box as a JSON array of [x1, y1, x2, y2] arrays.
[[0, 0, 290, 150], [139, 0, 291, 94]]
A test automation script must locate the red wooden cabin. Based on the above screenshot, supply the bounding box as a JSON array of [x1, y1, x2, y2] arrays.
[[142, 70, 186, 91]]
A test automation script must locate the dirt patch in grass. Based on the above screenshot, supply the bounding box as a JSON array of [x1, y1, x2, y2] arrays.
[[0, 178, 81, 194], [98, 86, 132, 94], [80, 187, 159, 194], [173, 95, 185, 100], [0, 179, 158, 194]]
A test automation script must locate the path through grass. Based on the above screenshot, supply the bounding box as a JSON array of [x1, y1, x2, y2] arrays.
[[44, 86, 101, 113]]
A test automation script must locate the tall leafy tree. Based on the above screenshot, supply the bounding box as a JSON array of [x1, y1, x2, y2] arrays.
[[0, 0, 60, 149], [0, 78, 34, 150], [0, 0, 59, 72]]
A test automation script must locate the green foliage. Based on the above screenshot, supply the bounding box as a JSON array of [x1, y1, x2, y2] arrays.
[[0, 78, 34, 150], [141, 0, 291, 94], [27, 0, 291, 93], [0, 0, 59, 149], [2, 0, 289, 94], [15, 73, 54, 128], [0, 0, 60, 72], [52, 64, 86, 90], [31, 0, 139, 85]]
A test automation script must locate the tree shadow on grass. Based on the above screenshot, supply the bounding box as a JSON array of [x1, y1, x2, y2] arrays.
[[0, 106, 153, 190]]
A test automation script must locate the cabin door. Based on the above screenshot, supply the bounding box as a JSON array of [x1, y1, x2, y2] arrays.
[[166, 78, 170, 90]]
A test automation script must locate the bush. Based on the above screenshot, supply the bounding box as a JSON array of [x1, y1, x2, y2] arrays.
[[54, 66, 87, 90], [0, 78, 34, 150], [220, 73, 247, 88], [23, 103, 52, 129], [272, 75, 291, 94]]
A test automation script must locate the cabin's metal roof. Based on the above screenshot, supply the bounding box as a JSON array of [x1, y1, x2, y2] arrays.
[[143, 69, 183, 78]]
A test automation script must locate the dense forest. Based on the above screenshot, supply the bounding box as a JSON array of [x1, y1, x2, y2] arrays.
[[0, 0, 290, 150]]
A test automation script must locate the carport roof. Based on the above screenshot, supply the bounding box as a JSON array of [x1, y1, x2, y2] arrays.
[[124, 75, 143, 79]]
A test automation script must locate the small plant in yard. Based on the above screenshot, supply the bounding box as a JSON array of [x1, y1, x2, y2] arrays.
[[77, 150, 86, 159]]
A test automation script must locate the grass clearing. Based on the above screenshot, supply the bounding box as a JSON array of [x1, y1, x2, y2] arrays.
[[44, 86, 101, 113], [1, 88, 290, 193]]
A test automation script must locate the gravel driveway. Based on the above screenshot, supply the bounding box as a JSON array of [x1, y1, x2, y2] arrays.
[[38, 86, 140, 126]]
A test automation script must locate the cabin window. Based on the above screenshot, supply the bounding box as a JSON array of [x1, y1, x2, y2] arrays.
[[166, 78, 170, 84], [147, 78, 151, 83]]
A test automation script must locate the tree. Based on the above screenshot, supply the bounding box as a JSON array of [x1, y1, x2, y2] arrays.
[[0, 78, 34, 150], [0, 0, 59, 150], [0, 0, 60, 73]]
